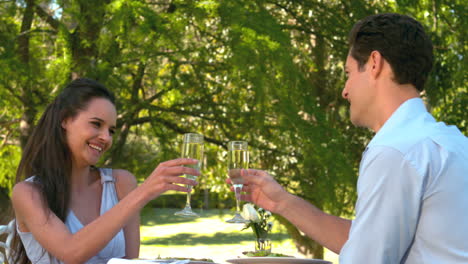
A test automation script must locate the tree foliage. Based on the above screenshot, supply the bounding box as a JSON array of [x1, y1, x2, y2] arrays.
[[0, 0, 466, 257]]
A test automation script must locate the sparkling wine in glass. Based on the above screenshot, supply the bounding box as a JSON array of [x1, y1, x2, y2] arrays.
[[174, 133, 204, 217], [226, 141, 249, 223]]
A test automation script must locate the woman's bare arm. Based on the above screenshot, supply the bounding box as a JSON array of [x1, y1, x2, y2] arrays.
[[114, 169, 140, 258], [12, 158, 198, 264]]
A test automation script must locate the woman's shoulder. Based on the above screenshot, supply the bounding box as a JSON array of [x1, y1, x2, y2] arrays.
[[111, 169, 137, 185], [12, 180, 41, 199], [11, 180, 44, 211], [11, 181, 45, 230], [110, 169, 138, 199]]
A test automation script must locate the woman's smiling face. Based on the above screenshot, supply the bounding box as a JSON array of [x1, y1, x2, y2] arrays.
[[62, 97, 117, 168]]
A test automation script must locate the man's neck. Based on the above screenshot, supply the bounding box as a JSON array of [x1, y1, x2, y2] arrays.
[[372, 83, 420, 133]]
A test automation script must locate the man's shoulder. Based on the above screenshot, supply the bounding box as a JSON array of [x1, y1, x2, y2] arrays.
[[371, 114, 465, 155], [365, 122, 467, 180]]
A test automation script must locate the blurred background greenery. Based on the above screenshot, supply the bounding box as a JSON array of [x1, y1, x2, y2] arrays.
[[138, 207, 339, 263], [0, 0, 466, 259]]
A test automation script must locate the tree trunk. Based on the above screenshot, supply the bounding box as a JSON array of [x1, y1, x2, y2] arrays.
[[276, 215, 324, 259], [312, 34, 329, 106], [107, 121, 131, 166], [0, 187, 12, 224], [18, 0, 37, 149], [107, 63, 146, 166], [71, 0, 111, 78]]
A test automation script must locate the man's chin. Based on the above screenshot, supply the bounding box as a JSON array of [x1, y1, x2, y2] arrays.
[[350, 115, 365, 128], [349, 114, 359, 126]]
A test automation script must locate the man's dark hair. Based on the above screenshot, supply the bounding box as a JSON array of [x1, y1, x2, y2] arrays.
[[348, 13, 433, 91]]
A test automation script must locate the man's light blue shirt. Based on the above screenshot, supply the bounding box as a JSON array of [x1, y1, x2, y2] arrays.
[[340, 98, 468, 263]]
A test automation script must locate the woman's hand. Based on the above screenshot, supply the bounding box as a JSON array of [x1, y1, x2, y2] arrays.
[[139, 158, 200, 201]]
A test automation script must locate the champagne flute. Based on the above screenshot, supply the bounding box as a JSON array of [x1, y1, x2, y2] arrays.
[[226, 141, 249, 223], [174, 133, 204, 217]]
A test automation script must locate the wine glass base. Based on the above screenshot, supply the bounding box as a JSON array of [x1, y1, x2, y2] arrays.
[[226, 213, 248, 223], [174, 208, 199, 218]]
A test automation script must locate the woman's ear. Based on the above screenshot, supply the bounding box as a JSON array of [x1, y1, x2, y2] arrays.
[[61, 118, 68, 130]]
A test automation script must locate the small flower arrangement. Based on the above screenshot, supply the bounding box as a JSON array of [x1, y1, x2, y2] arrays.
[[241, 203, 273, 254]]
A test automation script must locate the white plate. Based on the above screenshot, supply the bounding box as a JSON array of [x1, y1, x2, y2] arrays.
[[225, 257, 332, 264]]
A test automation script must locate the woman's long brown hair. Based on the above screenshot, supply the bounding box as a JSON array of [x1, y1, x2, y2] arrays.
[[10, 78, 115, 264]]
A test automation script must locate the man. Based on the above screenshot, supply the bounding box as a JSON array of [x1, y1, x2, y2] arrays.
[[238, 13, 468, 263]]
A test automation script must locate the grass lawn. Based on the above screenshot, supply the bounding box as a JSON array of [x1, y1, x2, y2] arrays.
[[139, 207, 339, 264]]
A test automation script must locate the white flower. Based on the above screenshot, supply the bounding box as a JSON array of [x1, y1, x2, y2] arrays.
[[241, 203, 261, 222], [267, 222, 273, 232]]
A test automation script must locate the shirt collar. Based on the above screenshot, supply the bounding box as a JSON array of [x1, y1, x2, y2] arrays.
[[367, 97, 428, 149]]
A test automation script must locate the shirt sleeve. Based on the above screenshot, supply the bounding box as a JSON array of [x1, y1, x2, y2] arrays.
[[339, 146, 425, 264]]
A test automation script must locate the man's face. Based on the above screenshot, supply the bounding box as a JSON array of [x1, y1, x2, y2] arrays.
[[342, 55, 375, 128]]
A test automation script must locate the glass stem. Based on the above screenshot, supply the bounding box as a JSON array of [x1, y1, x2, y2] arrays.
[[233, 184, 243, 213], [185, 185, 192, 208]]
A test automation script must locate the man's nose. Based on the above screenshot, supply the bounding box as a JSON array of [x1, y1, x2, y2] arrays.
[[342, 88, 348, 99]]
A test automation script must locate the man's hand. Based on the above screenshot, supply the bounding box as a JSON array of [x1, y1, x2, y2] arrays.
[[230, 169, 292, 214]]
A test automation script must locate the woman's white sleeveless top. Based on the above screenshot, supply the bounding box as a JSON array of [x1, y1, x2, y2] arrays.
[[17, 168, 126, 263]]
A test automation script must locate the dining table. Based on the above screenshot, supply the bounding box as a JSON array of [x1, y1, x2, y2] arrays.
[[106, 257, 332, 264], [107, 259, 213, 264]]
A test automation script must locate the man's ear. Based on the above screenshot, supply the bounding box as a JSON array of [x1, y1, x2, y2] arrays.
[[368, 50, 384, 79]]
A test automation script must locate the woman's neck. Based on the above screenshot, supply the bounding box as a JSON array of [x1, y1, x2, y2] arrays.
[[70, 165, 98, 192]]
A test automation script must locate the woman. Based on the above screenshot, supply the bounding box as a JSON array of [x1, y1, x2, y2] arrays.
[[10, 78, 198, 264]]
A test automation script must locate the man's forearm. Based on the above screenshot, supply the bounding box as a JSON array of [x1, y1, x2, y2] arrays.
[[278, 193, 351, 253]]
